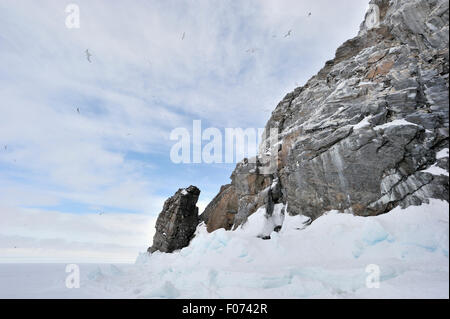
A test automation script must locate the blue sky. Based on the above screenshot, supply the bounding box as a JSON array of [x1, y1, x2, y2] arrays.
[[0, 0, 369, 262]]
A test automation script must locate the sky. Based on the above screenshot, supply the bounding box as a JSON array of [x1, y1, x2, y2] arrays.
[[0, 0, 370, 263]]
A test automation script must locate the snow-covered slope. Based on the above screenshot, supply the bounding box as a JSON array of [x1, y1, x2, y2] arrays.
[[1, 200, 447, 298], [129, 200, 449, 298], [1, 199, 441, 299]]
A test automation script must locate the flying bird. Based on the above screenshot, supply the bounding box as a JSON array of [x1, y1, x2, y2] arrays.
[[76, 107, 80, 114], [284, 30, 292, 37], [4, 145, 6, 151], [246, 48, 258, 54], [308, 12, 312, 17], [181, 32, 185, 40], [85, 49, 92, 63]]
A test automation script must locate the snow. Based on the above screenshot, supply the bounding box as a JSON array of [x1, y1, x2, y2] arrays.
[[181, 189, 188, 195], [0, 200, 448, 299], [351, 117, 434, 133], [358, 81, 375, 86], [421, 165, 449, 177], [271, 178, 279, 189], [352, 116, 373, 130], [240, 204, 286, 238], [374, 119, 420, 130], [436, 148, 449, 159]]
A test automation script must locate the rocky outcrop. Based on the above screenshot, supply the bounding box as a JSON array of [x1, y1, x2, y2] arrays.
[[203, 0, 449, 232], [148, 186, 200, 253]]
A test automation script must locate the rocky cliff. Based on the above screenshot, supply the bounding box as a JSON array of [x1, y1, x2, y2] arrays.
[[201, 0, 449, 233], [148, 186, 200, 253]]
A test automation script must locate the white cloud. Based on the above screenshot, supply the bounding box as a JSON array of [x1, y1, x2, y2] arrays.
[[0, 205, 156, 263], [0, 0, 370, 262]]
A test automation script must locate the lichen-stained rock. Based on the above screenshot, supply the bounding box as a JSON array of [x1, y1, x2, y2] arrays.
[[148, 186, 200, 253], [199, 184, 238, 232], [204, 0, 449, 230]]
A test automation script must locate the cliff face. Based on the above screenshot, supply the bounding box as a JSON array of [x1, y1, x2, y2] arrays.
[[201, 0, 449, 232]]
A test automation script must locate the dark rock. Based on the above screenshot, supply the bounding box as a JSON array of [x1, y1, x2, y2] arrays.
[[148, 185, 200, 253]]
